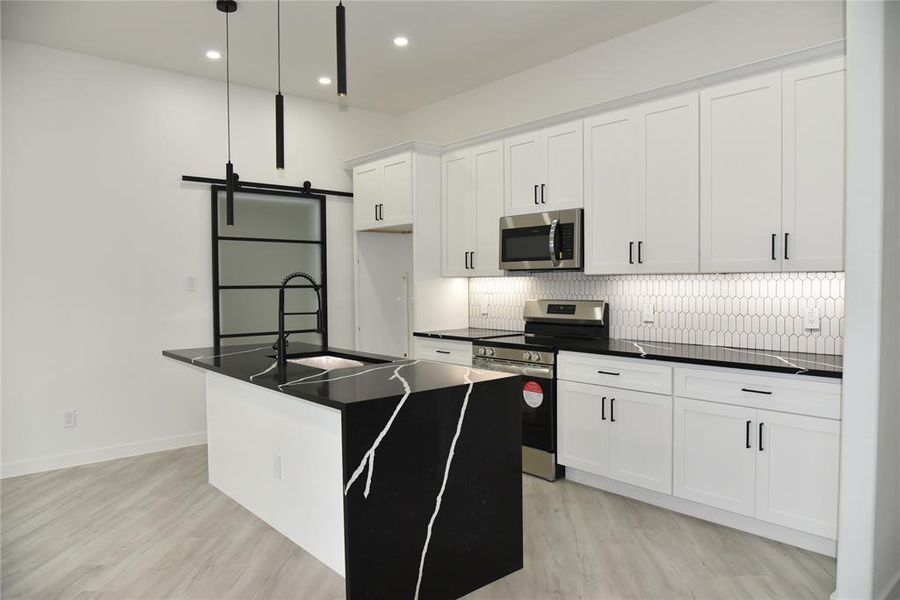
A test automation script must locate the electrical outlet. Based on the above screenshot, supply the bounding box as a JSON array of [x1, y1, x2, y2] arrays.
[[804, 306, 821, 330], [272, 453, 282, 480], [185, 274, 198, 292], [641, 301, 655, 323], [63, 410, 77, 429]]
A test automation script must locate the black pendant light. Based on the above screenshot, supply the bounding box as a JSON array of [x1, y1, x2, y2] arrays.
[[336, 0, 347, 97], [274, 0, 285, 170], [217, 0, 238, 225]]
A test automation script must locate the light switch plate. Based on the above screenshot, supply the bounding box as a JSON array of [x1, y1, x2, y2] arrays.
[[804, 306, 821, 330], [641, 301, 655, 323], [185, 274, 198, 292]]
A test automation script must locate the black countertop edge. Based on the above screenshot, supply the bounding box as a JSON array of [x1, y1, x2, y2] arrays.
[[162, 341, 517, 410], [477, 336, 843, 379], [413, 328, 524, 342]]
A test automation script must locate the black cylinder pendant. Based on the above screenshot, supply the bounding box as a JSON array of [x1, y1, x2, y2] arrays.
[[275, 93, 285, 169], [225, 161, 235, 225], [336, 2, 347, 96]]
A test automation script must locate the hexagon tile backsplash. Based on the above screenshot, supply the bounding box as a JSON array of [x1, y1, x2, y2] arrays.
[[469, 272, 845, 355]]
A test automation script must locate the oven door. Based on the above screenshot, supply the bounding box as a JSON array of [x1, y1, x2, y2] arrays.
[[473, 357, 556, 453], [499, 209, 582, 271]]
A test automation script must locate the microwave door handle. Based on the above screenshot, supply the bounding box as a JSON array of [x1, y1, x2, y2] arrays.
[[549, 218, 560, 266]]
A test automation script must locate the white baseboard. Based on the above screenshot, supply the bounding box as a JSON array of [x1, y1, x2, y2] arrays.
[[0, 432, 207, 478], [565, 467, 837, 557]]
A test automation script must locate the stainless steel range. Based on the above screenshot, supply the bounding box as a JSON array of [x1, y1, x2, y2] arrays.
[[472, 299, 609, 481]]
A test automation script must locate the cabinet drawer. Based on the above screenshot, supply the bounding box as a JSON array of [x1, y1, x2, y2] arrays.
[[674, 366, 841, 420], [558, 352, 672, 394], [413, 338, 472, 367]]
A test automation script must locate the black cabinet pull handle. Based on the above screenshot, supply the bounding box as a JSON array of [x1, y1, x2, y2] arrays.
[[784, 233, 790, 260], [638, 241, 643, 264], [470, 251, 475, 270], [601, 396, 606, 421], [375, 204, 378, 221], [629, 242, 634, 264], [435, 350, 450, 355], [540, 183, 546, 204], [771, 233, 777, 260], [741, 387, 772, 395], [610, 398, 616, 422], [759, 422, 765, 451], [746, 420, 752, 449], [534, 185, 539, 205], [598, 370, 620, 376], [464, 252, 469, 269]]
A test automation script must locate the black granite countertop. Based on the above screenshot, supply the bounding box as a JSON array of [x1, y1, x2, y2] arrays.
[[163, 342, 515, 410], [413, 328, 523, 342], [474, 334, 843, 379]]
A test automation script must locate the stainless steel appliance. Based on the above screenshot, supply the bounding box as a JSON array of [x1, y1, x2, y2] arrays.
[[499, 209, 583, 271], [472, 299, 609, 481]]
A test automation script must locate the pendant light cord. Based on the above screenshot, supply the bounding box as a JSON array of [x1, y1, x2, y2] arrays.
[[226, 10, 232, 162], [277, 0, 282, 93]]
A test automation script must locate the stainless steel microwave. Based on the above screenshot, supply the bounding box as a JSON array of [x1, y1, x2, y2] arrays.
[[499, 209, 583, 271]]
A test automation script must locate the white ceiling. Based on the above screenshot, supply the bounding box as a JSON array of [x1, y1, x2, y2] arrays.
[[1, 0, 708, 114]]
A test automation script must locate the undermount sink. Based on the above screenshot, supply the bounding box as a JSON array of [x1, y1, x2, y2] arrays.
[[287, 355, 366, 370]]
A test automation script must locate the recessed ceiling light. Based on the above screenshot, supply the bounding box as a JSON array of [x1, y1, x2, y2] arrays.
[[206, 50, 222, 60], [318, 76, 332, 85], [393, 36, 409, 47]]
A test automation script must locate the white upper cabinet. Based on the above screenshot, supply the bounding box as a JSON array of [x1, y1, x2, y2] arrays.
[[353, 152, 413, 231], [584, 93, 699, 275], [584, 108, 640, 274], [504, 120, 583, 216], [700, 72, 783, 273], [640, 94, 700, 273], [442, 141, 504, 277], [781, 58, 846, 272]]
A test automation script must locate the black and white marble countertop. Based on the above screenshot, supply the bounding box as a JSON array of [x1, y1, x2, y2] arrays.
[[412, 327, 523, 342], [163, 342, 516, 411]]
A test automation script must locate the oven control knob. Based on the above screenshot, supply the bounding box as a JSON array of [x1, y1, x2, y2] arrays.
[[532, 352, 541, 362], [487, 348, 495, 357], [477, 347, 487, 356], [522, 351, 532, 361]]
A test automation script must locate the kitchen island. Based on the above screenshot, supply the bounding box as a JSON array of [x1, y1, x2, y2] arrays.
[[163, 342, 523, 600]]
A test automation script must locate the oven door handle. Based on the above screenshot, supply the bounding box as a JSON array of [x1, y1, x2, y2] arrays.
[[548, 218, 560, 266], [473, 359, 554, 379]]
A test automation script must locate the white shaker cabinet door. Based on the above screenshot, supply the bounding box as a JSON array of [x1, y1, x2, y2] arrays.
[[441, 150, 475, 276], [781, 58, 846, 272], [583, 109, 640, 274], [700, 72, 782, 273], [605, 388, 673, 494], [503, 131, 542, 216], [353, 162, 382, 231], [639, 93, 700, 273], [755, 409, 840, 538], [557, 380, 610, 476], [471, 141, 504, 276], [673, 397, 757, 516], [541, 119, 583, 211], [380, 153, 412, 227]]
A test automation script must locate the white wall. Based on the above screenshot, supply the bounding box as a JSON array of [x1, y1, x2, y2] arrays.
[[392, 1, 844, 145], [0, 40, 394, 476], [835, 2, 900, 599]]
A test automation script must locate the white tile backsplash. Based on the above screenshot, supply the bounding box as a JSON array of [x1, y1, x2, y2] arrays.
[[469, 272, 844, 355]]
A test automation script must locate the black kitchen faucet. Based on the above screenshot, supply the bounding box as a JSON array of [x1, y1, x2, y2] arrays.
[[274, 272, 325, 371]]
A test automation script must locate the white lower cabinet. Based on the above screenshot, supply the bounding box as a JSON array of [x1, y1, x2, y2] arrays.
[[673, 397, 757, 516], [755, 409, 840, 539], [412, 338, 472, 367], [673, 396, 840, 537], [558, 379, 672, 494]]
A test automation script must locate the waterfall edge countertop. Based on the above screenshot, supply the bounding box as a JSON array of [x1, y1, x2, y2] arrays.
[[163, 341, 524, 599], [163, 341, 517, 410]]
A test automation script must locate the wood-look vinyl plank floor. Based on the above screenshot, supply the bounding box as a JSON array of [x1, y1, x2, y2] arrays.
[[1, 446, 835, 599]]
